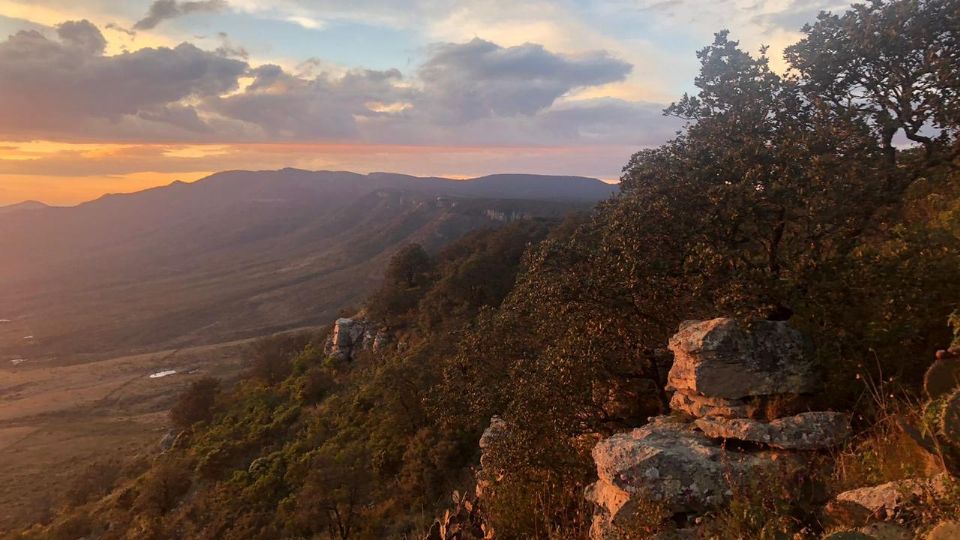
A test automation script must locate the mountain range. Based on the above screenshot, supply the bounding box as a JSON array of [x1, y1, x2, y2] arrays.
[[0, 169, 615, 362]]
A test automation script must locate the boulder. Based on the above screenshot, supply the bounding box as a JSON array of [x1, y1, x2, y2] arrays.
[[478, 416, 508, 469], [158, 430, 177, 452], [476, 416, 509, 499], [667, 318, 818, 399], [325, 317, 381, 361], [669, 391, 755, 419], [695, 411, 851, 450], [586, 417, 794, 538], [828, 475, 949, 523]]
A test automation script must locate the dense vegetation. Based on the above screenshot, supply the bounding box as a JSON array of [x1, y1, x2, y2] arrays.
[[20, 0, 960, 538]]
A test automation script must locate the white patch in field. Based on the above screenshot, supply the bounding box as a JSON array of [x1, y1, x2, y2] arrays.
[[149, 370, 177, 379], [10, 358, 26, 365]]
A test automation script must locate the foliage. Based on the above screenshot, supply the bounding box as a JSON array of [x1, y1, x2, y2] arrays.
[[30, 1, 960, 538], [169, 377, 221, 430], [247, 333, 313, 385], [366, 243, 437, 328]]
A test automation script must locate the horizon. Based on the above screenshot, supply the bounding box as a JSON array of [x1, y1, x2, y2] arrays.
[[0, 167, 619, 207], [0, 0, 850, 204]]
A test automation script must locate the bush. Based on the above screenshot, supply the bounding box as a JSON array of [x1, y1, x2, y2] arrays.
[[248, 333, 311, 384], [170, 377, 220, 429], [63, 457, 124, 506], [135, 456, 193, 516]]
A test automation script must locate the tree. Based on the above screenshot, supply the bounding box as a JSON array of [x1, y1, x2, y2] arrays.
[[786, 0, 960, 166], [170, 377, 220, 429], [248, 333, 310, 385], [366, 243, 436, 327]]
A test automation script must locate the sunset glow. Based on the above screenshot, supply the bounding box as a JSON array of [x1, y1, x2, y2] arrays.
[[0, 0, 852, 205]]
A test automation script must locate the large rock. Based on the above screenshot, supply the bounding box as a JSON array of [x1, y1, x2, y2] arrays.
[[695, 411, 851, 450], [669, 391, 756, 419], [667, 318, 818, 399], [325, 317, 380, 361], [827, 475, 950, 523], [476, 416, 509, 499], [586, 417, 794, 539]]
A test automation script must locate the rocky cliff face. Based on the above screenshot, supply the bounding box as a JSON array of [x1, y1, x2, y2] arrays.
[[586, 318, 851, 539], [323, 317, 387, 361]]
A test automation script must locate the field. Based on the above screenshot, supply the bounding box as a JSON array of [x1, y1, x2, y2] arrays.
[[0, 335, 298, 533]]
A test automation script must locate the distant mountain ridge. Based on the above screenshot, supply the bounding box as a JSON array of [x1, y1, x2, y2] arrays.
[[0, 170, 615, 362], [0, 200, 50, 215]]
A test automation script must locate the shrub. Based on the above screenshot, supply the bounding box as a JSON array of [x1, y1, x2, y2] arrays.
[[170, 377, 221, 429]]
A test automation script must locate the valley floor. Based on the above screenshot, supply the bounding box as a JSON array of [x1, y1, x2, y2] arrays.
[[0, 336, 293, 533]]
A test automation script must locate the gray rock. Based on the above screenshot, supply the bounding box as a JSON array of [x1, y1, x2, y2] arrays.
[[667, 318, 818, 399], [829, 475, 950, 522], [476, 416, 509, 498], [158, 430, 177, 452], [586, 417, 795, 538], [325, 317, 373, 361], [669, 391, 756, 419], [695, 411, 851, 450]]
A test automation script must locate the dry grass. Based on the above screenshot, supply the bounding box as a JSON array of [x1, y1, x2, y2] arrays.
[[0, 338, 258, 534]]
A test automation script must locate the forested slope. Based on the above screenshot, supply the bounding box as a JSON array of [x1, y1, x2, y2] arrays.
[[17, 1, 960, 538]]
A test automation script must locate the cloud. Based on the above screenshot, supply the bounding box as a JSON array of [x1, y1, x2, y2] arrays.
[[57, 19, 107, 55], [209, 67, 407, 139], [749, 1, 847, 32], [416, 38, 632, 122], [0, 19, 678, 148], [134, 0, 227, 31], [0, 21, 246, 140]]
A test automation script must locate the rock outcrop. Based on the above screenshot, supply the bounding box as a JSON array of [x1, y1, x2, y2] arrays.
[[586, 417, 795, 518], [825, 474, 951, 525], [587, 318, 850, 539], [476, 416, 509, 499], [667, 318, 818, 399], [695, 411, 851, 450], [324, 317, 385, 361]]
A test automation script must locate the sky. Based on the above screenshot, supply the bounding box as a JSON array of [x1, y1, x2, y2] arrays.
[[0, 0, 851, 205]]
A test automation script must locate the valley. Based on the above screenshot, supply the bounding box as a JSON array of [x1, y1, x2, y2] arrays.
[[0, 333, 304, 532], [0, 170, 612, 364], [0, 170, 611, 534]]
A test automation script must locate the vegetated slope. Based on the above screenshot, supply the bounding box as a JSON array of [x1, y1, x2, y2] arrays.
[[28, 1, 960, 538], [0, 170, 614, 361], [15, 2, 960, 539], [20, 220, 556, 540]]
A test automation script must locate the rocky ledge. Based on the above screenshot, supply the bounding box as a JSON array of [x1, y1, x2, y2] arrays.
[[323, 316, 388, 361], [587, 318, 851, 540]]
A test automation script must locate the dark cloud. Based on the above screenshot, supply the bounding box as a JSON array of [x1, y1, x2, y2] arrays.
[[417, 38, 632, 122], [0, 20, 681, 147], [0, 22, 245, 139], [214, 32, 249, 59], [57, 20, 106, 55], [134, 0, 227, 31], [105, 22, 136, 37], [210, 68, 407, 139]]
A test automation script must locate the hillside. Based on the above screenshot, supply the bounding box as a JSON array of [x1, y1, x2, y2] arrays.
[[0, 170, 614, 362], [14, 2, 959, 539]]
